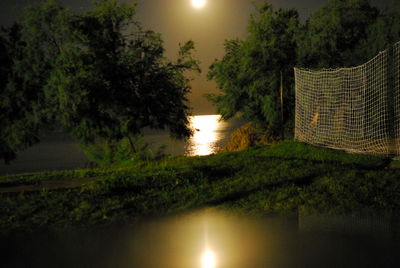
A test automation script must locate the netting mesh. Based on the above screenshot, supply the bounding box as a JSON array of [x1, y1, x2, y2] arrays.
[[394, 42, 400, 153], [294, 42, 400, 155]]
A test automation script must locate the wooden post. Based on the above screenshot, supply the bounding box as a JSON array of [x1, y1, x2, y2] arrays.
[[387, 45, 396, 155], [280, 71, 284, 139]]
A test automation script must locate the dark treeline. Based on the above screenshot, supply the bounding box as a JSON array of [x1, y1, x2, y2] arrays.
[[207, 0, 400, 138], [0, 0, 199, 164]]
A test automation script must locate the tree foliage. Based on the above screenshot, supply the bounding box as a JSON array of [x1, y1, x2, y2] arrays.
[[360, 0, 400, 59], [208, 2, 299, 136], [0, 1, 83, 163], [208, 0, 400, 138], [0, 18, 53, 164], [48, 0, 199, 151], [0, 27, 19, 163], [297, 0, 379, 68], [0, 0, 198, 163]]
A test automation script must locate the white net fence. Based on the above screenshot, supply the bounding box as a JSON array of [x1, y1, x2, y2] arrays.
[[294, 42, 400, 155], [394, 42, 400, 154]]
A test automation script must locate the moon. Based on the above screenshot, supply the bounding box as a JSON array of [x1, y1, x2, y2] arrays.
[[201, 248, 216, 268], [192, 0, 206, 9]]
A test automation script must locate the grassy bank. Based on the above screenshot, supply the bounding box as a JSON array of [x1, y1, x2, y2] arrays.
[[1, 141, 399, 235]]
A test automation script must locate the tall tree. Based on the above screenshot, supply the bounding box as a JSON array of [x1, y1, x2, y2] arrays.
[[360, 0, 400, 57], [0, 0, 199, 163], [48, 0, 199, 154], [0, 27, 19, 163], [0, 1, 74, 163], [297, 0, 379, 68], [208, 2, 299, 136]]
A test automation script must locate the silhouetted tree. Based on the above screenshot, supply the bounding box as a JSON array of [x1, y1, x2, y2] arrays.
[[0, 0, 199, 162], [208, 0, 400, 140], [360, 0, 400, 58], [0, 1, 82, 164], [297, 0, 379, 68], [0, 28, 18, 163], [208, 2, 299, 136], [48, 0, 199, 154]]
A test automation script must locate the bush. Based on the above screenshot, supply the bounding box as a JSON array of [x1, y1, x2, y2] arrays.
[[80, 135, 167, 167]]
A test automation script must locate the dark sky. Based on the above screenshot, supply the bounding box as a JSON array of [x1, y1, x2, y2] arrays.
[[0, 0, 339, 114]]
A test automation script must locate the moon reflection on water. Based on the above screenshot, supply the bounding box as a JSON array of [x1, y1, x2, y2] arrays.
[[185, 115, 229, 156]]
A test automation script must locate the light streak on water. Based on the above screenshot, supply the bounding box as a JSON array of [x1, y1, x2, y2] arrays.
[[186, 115, 229, 156]]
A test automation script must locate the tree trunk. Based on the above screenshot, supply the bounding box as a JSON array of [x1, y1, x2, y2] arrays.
[[126, 135, 136, 156]]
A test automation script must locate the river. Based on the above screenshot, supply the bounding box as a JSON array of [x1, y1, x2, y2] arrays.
[[0, 115, 244, 175]]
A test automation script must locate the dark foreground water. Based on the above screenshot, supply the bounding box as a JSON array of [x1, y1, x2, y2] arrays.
[[1, 209, 399, 268], [0, 115, 244, 175]]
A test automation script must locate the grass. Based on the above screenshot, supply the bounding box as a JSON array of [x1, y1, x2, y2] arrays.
[[0, 140, 399, 235]]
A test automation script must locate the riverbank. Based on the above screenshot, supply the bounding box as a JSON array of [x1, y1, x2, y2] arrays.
[[0, 115, 245, 176], [0, 141, 399, 235]]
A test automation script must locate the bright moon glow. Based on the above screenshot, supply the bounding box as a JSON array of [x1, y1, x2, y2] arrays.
[[201, 249, 216, 268], [192, 0, 206, 8]]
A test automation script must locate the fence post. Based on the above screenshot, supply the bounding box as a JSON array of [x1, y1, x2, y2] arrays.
[[280, 71, 284, 139], [387, 45, 396, 155]]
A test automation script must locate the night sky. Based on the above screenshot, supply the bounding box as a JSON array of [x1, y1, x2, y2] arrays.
[[0, 0, 355, 114]]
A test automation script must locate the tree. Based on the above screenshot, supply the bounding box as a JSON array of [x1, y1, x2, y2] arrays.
[[0, 1, 76, 163], [208, 2, 299, 136], [297, 0, 379, 68], [0, 27, 18, 163], [207, 0, 398, 141], [47, 0, 199, 154], [0, 0, 199, 163], [359, 0, 400, 58]]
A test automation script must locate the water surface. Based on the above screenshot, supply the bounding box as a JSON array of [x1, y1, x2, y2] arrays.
[[0, 115, 243, 175], [1, 209, 399, 268]]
